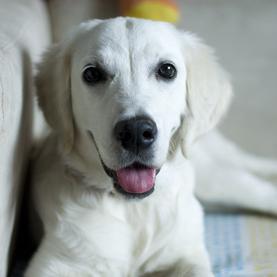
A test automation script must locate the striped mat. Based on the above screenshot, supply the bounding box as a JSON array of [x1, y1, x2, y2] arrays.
[[205, 213, 277, 276]]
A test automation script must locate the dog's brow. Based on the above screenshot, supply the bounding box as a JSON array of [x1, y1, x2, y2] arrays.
[[81, 55, 105, 66], [80, 54, 113, 73], [80, 43, 128, 66]]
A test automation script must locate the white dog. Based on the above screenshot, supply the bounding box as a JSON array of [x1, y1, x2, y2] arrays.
[[25, 18, 277, 276]]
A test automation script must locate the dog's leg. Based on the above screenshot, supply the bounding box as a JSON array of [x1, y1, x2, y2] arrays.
[[145, 260, 214, 277], [193, 131, 277, 215], [25, 244, 90, 277], [25, 237, 128, 277], [195, 165, 277, 214], [180, 246, 214, 277], [143, 245, 213, 277], [201, 131, 277, 179], [147, 265, 213, 277], [166, 259, 214, 277]]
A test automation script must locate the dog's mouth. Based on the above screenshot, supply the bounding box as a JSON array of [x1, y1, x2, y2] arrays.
[[88, 131, 159, 198], [103, 162, 159, 198]]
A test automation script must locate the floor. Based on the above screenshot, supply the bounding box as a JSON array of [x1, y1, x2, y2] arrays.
[[180, 0, 277, 158]]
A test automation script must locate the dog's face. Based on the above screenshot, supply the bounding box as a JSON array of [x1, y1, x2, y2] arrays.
[[37, 18, 231, 198], [71, 19, 187, 196]]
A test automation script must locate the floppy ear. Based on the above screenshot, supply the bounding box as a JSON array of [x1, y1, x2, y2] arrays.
[[36, 42, 74, 153], [36, 20, 103, 154], [180, 33, 232, 155]]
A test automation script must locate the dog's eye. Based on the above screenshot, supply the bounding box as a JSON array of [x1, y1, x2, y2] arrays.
[[157, 63, 177, 80], [82, 65, 106, 85]]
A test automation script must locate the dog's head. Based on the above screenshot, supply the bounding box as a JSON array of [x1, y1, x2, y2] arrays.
[[36, 18, 231, 198]]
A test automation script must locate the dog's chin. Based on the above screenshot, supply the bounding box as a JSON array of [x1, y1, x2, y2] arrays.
[[87, 131, 160, 199], [102, 162, 160, 199]]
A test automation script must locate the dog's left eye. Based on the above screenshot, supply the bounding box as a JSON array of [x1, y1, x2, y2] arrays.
[[82, 65, 106, 85], [157, 62, 177, 80]]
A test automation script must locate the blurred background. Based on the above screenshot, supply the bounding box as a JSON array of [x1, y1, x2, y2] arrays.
[[182, 0, 277, 158]]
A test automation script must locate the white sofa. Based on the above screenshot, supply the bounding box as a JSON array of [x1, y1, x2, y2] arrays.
[[0, 1, 50, 276], [0, 1, 117, 276]]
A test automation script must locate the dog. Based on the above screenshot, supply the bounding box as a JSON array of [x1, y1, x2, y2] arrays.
[[25, 17, 277, 276]]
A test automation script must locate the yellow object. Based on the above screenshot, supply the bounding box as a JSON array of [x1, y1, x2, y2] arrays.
[[120, 0, 180, 23]]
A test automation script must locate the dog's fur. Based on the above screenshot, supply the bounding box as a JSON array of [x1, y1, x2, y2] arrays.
[[25, 18, 277, 276]]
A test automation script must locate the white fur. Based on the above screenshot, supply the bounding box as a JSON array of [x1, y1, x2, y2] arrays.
[[25, 18, 277, 276]]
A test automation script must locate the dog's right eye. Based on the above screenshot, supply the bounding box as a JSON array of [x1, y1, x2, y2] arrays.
[[156, 62, 177, 81], [82, 65, 106, 85]]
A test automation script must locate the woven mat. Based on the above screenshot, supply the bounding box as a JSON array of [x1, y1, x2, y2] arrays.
[[205, 213, 277, 277]]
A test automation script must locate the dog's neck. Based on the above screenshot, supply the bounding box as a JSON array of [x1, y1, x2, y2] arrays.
[[62, 130, 112, 191]]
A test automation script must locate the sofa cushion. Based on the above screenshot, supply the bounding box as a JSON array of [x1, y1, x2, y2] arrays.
[[0, 1, 50, 276]]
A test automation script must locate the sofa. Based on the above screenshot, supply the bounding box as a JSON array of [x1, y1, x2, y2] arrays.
[[1, 1, 276, 276], [0, 1, 50, 276]]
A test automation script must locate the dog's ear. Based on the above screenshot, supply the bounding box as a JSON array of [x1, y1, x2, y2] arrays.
[[36, 20, 103, 154], [36, 42, 74, 153], [180, 33, 232, 156]]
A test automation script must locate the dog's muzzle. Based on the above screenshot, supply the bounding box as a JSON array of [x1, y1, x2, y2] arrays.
[[88, 131, 160, 199]]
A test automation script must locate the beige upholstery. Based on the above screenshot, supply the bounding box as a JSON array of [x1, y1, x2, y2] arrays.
[[0, 1, 50, 276]]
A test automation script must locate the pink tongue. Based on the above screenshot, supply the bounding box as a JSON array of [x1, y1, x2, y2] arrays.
[[116, 167, 156, 194]]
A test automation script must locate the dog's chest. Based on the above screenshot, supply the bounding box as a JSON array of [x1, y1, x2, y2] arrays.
[[126, 194, 192, 271], [65, 191, 186, 270]]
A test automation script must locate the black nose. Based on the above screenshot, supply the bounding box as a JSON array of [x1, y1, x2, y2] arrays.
[[114, 116, 158, 153]]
